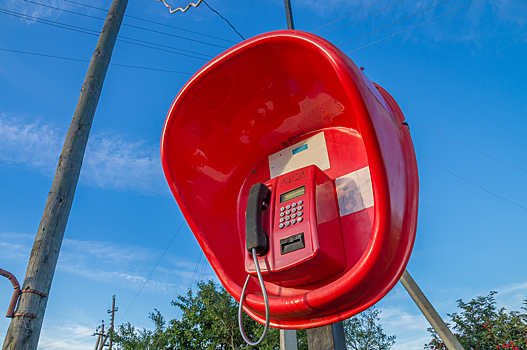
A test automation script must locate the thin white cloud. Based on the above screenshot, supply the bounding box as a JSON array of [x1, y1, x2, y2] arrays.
[[5, 0, 66, 21], [0, 113, 169, 195], [0, 232, 201, 294], [37, 322, 98, 350]]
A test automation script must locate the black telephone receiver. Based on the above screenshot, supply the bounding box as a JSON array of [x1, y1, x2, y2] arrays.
[[245, 183, 271, 256]]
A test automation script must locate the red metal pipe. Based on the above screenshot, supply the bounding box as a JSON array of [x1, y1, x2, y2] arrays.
[[0, 268, 21, 318]]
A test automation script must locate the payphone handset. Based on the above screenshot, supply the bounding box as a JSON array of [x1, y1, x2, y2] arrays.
[[245, 165, 346, 287]]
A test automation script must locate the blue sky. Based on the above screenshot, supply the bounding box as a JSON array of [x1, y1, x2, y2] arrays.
[[1, 0, 526, 349]]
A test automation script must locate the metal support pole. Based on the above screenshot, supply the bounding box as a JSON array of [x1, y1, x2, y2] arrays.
[[306, 322, 346, 350], [284, 0, 295, 30], [400, 270, 465, 350], [0, 269, 20, 318], [2, 0, 128, 348], [280, 329, 298, 350]]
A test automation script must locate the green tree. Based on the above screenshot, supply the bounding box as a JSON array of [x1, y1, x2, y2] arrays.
[[113, 280, 308, 350], [424, 292, 527, 350], [344, 306, 396, 350]]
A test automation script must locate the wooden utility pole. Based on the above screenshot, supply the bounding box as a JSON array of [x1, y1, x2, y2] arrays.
[[93, 323, 106, 350], [2, 0, 128, 348], [107, 295, 118, 350]]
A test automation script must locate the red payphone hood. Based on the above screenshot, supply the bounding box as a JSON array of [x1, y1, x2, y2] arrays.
[[161, 30, 419, 329]]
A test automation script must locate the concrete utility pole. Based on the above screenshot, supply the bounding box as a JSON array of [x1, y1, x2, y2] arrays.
[[400, 270, 465, 350], [280, 329, 298, 350], [306, 322, 346, 350], [2, 0, 128, 348]]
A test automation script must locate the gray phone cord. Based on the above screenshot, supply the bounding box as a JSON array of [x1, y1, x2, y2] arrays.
[[238, 248, 270, 346]]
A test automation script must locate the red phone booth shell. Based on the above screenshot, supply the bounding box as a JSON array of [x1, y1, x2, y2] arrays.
[[244, 165, 345, 287], [160, 30, 419, 329]]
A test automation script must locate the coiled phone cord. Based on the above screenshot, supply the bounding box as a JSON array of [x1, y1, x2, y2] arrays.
[[238, 248, 270, 346]]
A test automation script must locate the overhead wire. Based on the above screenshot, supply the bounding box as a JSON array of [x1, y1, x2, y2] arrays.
[[418, 154, 527, 212], [322, 0, 405, 36], [0, 8, 210, 60], [63, 0, 240, 44], [0, 47, 193, 74], [312, 0, 385, 32], [339, 0, 452, 47], [37, 319, 102, 349], [346, 0, 483, 53], [202, 0, 245, 41], [20, 0, 228, 49], [408, 120, 527, 174], [60, 0, 237, 43], [118, 221, 185, 323], [38, 334, 95, 349]]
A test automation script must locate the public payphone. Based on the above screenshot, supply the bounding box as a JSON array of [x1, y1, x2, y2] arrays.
[[161, 30, 419, 329], [245, 164, 345, 287]]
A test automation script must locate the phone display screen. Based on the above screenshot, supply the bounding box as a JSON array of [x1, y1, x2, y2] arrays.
[[280, 185, 305, 203]]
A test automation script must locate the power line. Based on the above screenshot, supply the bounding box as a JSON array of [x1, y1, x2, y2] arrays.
[[38, 333, 95, 349], [346, 0, 482, 53], [202, 0, 245, 41], [60, 0, 237, 43], [418, 154, 527, 212], [118, 221, 185, 323], [313, 0, 385, 32], [0, 47, 194, 74], [322, 0, 405, 36], [48, 336, 97, 350], [339, 0, 452, 47], [20, 0, 228, 49], [409, 120, 527, 174], [0, 8, 210, 60]]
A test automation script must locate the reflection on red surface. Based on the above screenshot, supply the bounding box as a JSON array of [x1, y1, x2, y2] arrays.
[[161, 30, 419, 329]]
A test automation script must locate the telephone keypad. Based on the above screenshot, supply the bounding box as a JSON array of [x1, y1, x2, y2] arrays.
[[277, 197, 304, 230]]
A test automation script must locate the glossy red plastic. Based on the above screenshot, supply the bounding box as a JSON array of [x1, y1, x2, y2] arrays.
[[161, 30, 419, 329]]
